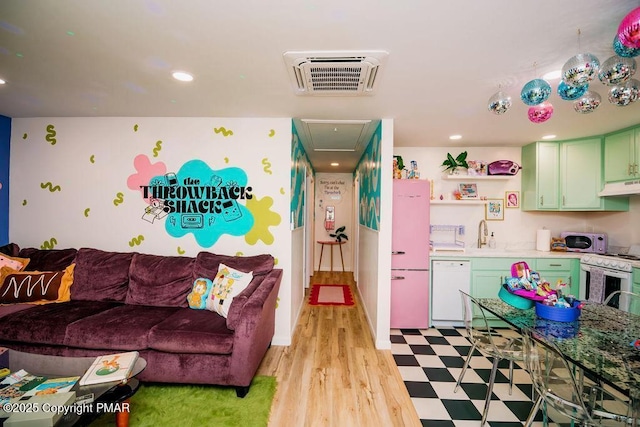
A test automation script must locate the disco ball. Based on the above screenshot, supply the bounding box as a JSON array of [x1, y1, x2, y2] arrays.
[[598, 55, 636, 86], [562, 53, 600, 87], [487, 91, 512, 115], [520, 79, 552, 106], [573, 91, 602, 113], [557, 81, 588, 101], [527, 102, 554, 123], [617, 7, 640, 49], [608, 78, 640, 106], [613, 35, 640, 58]]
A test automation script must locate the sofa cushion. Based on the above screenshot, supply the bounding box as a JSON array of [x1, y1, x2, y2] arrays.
[[125, 253, 195, 307], [0, 254, 30, 271], [194, 252, 273, 279], [0, 243, 19, 257], [148, 309, 234, 354], [205, 263, 253, 318], [0, 264, 74, 304], [18, 248, 77, 271], [71, 248, 134, 302], [0, 300, 120, 345], [187, 278, 213, 309], [64, 305, 180, 351]]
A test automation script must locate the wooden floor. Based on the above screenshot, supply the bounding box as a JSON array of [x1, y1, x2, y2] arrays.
[[256, 271, 421, 427]]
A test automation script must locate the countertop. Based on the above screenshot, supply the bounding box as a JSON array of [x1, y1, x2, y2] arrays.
[[430, 249, 584, 259]]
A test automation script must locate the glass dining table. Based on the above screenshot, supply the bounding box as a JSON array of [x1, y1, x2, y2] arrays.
[[477, 298, 640, 417]]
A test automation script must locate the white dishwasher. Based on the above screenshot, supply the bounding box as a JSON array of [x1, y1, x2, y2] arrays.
[[431, 260, 471, 325]]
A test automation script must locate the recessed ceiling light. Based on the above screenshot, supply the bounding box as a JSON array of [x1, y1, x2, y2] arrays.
[[172, 71, 193, 82], [542, 70, 561, 80], [0, 79, 5, 85], [449, 135, 462, 140], [542, 134, 557, 140], [330, 162, 339, 167]]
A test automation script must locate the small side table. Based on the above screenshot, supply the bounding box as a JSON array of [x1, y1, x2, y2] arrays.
[[317, 240, 346, 272]]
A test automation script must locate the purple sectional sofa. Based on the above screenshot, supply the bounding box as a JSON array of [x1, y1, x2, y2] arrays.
[[0, 244, 282, 397]]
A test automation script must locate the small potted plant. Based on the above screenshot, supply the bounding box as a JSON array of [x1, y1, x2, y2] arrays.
[[330, 226, 348, 243], [441, 151, 469, 174]]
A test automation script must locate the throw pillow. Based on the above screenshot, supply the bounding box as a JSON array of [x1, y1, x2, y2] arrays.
[[0, 264, 75, 304], [187, 278, 213, 309], [0, 254, 30, 271], [205, 263, 253, 318]]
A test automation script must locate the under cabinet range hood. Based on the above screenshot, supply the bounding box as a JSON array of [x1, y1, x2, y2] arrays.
[[598, 180, 640, 196]]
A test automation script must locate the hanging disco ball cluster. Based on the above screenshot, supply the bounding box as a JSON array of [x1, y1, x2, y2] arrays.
[[487, 7, 640, 123]]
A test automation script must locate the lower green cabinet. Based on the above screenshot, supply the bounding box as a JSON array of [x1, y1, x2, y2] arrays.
[[470, 257, 579, 302], [535, 258, 579, 296]]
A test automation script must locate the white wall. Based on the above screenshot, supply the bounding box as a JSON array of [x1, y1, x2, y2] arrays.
[[394, 146, 640, 251], [9, 117, 294, 345]]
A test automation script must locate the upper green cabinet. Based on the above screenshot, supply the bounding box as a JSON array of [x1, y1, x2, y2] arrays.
[[604, 127, 640, 182], [522, 141, 559, 210], [522, 139, 628, 212]]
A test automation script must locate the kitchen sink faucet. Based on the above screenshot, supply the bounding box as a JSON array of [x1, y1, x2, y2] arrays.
[[478, 219, 488, 248]]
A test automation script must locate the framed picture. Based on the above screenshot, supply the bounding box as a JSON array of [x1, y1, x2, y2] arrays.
[[505, 191, 520, 208], [458, 183, 478, 199], [485, 199, 504, 221]]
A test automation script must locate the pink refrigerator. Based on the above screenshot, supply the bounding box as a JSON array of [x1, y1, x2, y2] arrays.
[[390, 179, 430, 329]]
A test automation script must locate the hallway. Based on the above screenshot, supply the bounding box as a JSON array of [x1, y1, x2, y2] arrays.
[[257, 271, 421, 426]]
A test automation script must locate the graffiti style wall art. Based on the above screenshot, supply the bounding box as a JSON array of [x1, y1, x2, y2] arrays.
[[131, 157, 255, 247], [356, 122, 381, 230]]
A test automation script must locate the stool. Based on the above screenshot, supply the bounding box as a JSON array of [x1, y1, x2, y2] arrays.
[[317, 240, 346, 272]]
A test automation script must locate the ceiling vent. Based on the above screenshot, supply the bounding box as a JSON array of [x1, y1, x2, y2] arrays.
[[283, 50, 388, 96]]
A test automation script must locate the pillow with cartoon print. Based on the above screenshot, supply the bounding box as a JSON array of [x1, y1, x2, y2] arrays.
[[205, 263, 253, 318], [187, 278, 213, 309]]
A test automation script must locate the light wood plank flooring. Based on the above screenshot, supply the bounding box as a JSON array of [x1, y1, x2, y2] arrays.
[[256, 271, 421, 427]]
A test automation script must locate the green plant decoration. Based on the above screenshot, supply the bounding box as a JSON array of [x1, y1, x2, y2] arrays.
[[441, 151, 469, 173], [330, 226, 348, 243]]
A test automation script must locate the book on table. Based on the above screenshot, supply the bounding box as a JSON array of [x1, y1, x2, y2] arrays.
[[79, 351, 139, 386]]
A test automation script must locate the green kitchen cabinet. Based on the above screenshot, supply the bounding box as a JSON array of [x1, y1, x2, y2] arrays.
[[470, 257, 536, 297], [604, 127, 640, 182], [536, 258, 579, 295], [522, 139, 628, 211], [633, 268, 640, 295], [522, 141, 559, 210]]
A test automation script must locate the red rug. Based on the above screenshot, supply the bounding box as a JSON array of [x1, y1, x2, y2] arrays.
[[309, 284, 355, 306]]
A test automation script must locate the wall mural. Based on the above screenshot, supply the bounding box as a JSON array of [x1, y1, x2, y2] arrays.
[[128, 154, 280, 248], [290, 124, 312, 229], [356, 123, 382, 230]]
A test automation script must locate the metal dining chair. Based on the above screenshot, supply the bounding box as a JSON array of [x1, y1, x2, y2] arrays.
[[604, 290, 640, 315], [455, 291, 524, 425], [521, 327, 633, 426]]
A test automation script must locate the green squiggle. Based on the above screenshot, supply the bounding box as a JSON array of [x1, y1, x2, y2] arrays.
[[41, 238, 58, 249], [214, 127, 234, 136], [84, 208, 90, 217], [177, 247, 185, 255], [129, 235, 145, 247], [113, 192, 124, 206], [40, 182, 61, 192], [152, 140, 162, 157]]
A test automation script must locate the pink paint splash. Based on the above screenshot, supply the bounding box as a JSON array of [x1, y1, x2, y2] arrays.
[[127, 154, 167, 201]]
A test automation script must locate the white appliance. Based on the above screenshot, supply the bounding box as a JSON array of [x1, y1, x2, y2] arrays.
[[390, 180, 430, 329], [579, 253, 636, 309], [431, 260, 471, 326]]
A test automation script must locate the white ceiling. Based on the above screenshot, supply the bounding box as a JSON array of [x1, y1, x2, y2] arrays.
[[1, 1, 640, 172]]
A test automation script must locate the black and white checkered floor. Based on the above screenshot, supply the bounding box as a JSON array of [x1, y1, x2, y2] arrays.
[[391, 327, 560, 427]]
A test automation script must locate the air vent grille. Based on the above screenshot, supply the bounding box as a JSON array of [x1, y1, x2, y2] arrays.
[[309, 66, 364, 92], [283, 50, 388, 96]]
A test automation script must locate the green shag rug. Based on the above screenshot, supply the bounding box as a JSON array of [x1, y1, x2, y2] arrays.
[[91, 376, 276, 427]]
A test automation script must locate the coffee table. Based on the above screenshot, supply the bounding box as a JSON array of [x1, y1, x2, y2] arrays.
[[1, 348, 146, 427]]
